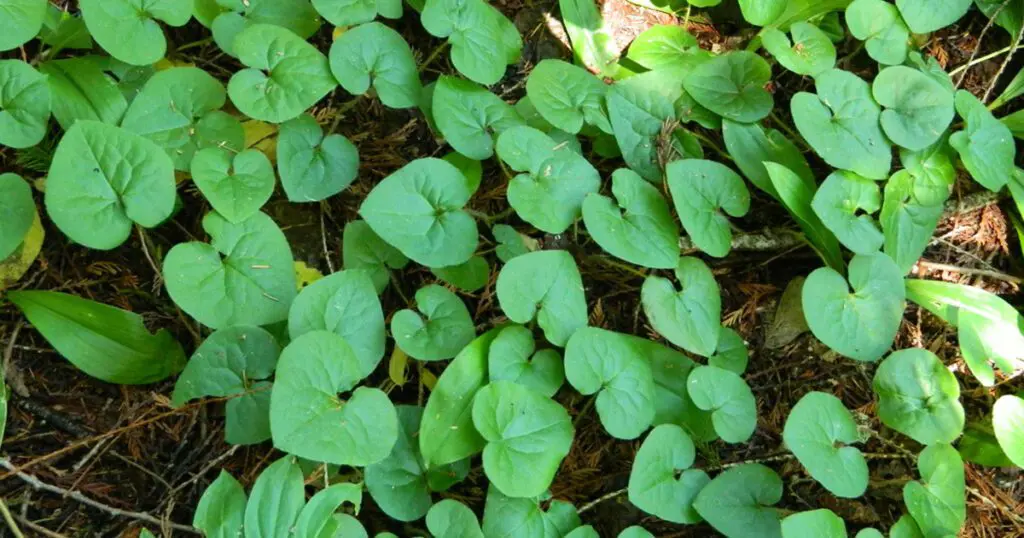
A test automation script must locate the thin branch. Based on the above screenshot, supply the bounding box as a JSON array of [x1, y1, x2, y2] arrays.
[[948, 43, 1024, 77], [11, 514, 67, 538], [320, 203, 336, 274], [955, 0, 1013, 89], [983, 14, 1024, 103], [0, 499, 25, 538], [916, 259, 1022, 284]]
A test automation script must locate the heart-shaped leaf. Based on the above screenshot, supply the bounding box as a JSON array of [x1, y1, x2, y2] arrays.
[[342, 220, 409, 294], [687, 365, 757, 443], [431, 255, 490, 292], [227, 24, 336, 123], [287, 270, 385, 379], [0, 174, 35, 261], [427, 500, 484, 538], [45, 120, 176, 250], [359, 157, 479, 268], [313, 0, 401, 26], [330, 22, 421, 109], [171, 326, 279, 445], [294, 483, 363, 538], [0, 0, 47, 51], [873, 65, 955, 151], [666, 159, 750, 258], [481, 486, 581, 538], [582, 168, 680, 269], [392, 284, 475, 361], [525, 59, 611, 134], [270, 330, 398, 466], [39, 57, 128, 129], [993, 395, 1024, 468], [211, 0, 321, 57], [693, 464, 783, 538], [244, 456, 305, 538], [641, 256, 720, 356], [433, 76, 525, 160], [710, 328, 749, 374], [846, 0, 910, 65], [783, 391, 869, 498], [606, 69, 683, 182], [811, 170, 884, 255], [493, 224, 538, 262], [761, 22, 835, 77], [277, 114, 359, 203], [421, 0, 521, 85], [0, 60, 49, 149], [903, 443, 966, 536], [895, 0, 972, 33], [565, 327, 657, 439], [873, 348, 964, 445], [191, 148, 275, 223], [791, 69, 892, 180], [489, 325, 564, 398], [496, 250, 587, 347], [473, 380, 574, 498], [164, 211, 297, 329], [80, 0, 191, 65], [684, 51, 773, 123], [193, 471, 246, 538], [722, 119, 815, 201], [558, 0, 620, 77], [880, 170, 944, 274], [802, 253, 905, 362], [899, 139, 956, 206], [628, 424, 710, 523], [781, 509, 847, 538], [764, 163, 845, 272], [949, 90, 1016, 192], [626, 25, 710, 72]]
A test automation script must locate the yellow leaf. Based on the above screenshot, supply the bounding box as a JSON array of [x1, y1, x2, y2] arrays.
[[332, 26, 348, 41], [388, 347, 408, 387], [242, 119, 279, 163], [154, 58, 195, 70], [421, 368, 438, 391], [294, 261, 324, 290], [0, 212, 44, 291]]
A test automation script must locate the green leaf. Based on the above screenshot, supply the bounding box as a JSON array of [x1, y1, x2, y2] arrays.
[[811, 171, 884, 254], [392, 284, 476, 361], [641, 339, 715, 442], [761, 22, 835, 76], [329, 515, 369, 537], [493, 224, 538, 262], [277, 114, 359, 203], [38, 57, 128, 129], [949, 90, 1016, 192], [881, 170, 944, 274], [739, 0, 786, 25], [294, 483, 363, 537], [683, 51, 774, 123], [0, 173, 35, 261], [287, 270, 385, 379], [873, 348, 965, 445], [431, 255, 489, 292], [763, 163, 845, 272], [193, 471, 246, 538], [171, 326, 279, 445], [481, 486, 581, 538], [211, 0, 321, 57], [617, 528, 655, 538], [7, 291, 186, 384], [993, 395, 1024, 468], [1001, 109, 1024, 140], [558, 0, 620, 77], [791, 69, 892, 180], [722, 120, 815, 201], [628, 424, 710, 523], [891, 515, 926, 538], [496, 126, 601, 234], [433, 76, 525, 160], [421, 0, 521, 85], [582, 168, 680, 269], [802, 253, 905, 362], [974, 0, 1024, 40], [991, 65, 1024, 111], [526, 60, 611, 135], [564, 327, 656, 439], [846, 0, 910, 65], [342, 220, 409, 294], [783, 392, 869, 498], [45, 120, 176, 250], [191, 148, 275, 224], [856, 529, 885, 538], [227, 24, 336, 123], [313, 0, 401, 26], [899, 138, 956, 206], [958, 422, 1013, 467], [627, 25, 710, 72], [771, 0, 854, 30], [895, 0, 972, 33], [606, 69, 681, 182], [0, 0, 47, 51], [270, 331, 399, 466], [473, 380, 574, 498], [710, 328, 749, 375], [330, 22, 421, 109], [164, 212, 297, 329], [496, 250, 587, 347], [566, 526, 599, 538], [903, 443, 966, 536], [80, 0, 191, 65], [443, 152, 484, 194], [360, 157, 479, 268], [427, 500, 485, 538], [641, 256, 720, 357], [0, 60, 49, 149], [693, 464, 783, 538], [193, 0, 228, 27], [781, 509, 847, 538], [687, 365, 757, 443], [489, 325, 565, 398], [420, 328, 501, 468], [873, 65, 955, 151], [244, 456, 305, 538], [666, 159, 750, 258]]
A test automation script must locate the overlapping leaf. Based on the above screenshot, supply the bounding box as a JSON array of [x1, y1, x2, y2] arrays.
[[666, 159, 750, 258], [0, 60, 50, 149], [783, 392, 869, 498], [761, 22, 835, 76], [693, 464, 783, 538], [873, 348, 965, 445], [683, 51, 773, 123], [641, 256, 720, 357], [392, 284, 475, 361], [846, 0, 910, 65], [628, 424, 709, 523], [489, 325, 564, 398], [811, 170, 884, 254], [80, 0, 191, 65], [496, 250, 587, 347], [873, 65, 955, 151], [433, 76, 525, 160], [330, 22, 422, 109], [525, 60, 611, 134], [687, 365, 757, 443], [949, 90, 1016, 192]]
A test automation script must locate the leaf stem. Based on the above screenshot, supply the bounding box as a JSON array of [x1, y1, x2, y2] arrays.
[[688, 131, 732, 162], [593, 256, 648, 279], [0, 499, 24, 538], [769, 112, 810, 153], [418, 41, 451, 73]]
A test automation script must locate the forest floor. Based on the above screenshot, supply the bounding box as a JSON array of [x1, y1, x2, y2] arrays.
[[0, 1, 1023, 537]]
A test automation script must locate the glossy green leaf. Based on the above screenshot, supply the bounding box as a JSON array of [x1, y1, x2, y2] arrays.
[[0, 60, 49, 149], [359, 157, 479, 268], [606, 69, 681, 182], [628, 424, 709, 523], [641, 256, 720, 357], [421, 0, 521, 85], [761, 22, 835, 76], [855, 530, 884, 538], [164, 212, 297, 329], [270, 331, 398, 466], [791, 69, 891, 180], [526, 60, 610, 134], [771, 0, 854, 29], [667, 159, 750, 258], [781, 509, 847, 538], [722, 119, 815, 200], [211, 0, 321, 57], [558, 0, 619, 77], [80, 0, 191, 65], [627, 25, 710, 72], [899, 138, 956, 206], [0, 0, 47, 51], [496, 250, 587, 347], [763, 163, 845, 272], [39, 57, 128, 129], [710, 328, 749, 375], [7, 291, 186, 385], [481, 485, 581, 538], [493, 224, 538, 262], [294, 483, 363, 538], [1001, 109, 1024, 139], [565, 327, 656, 439], [566, 526, 599, 538], [330, 22, 421, 109], [846, 0, 910, 65], [993, 395, 1024, 468], [949, 90, 1015, 192], [812, 170, 884, 254], [277, 114, 358, 202], [874, 348, 965, 445], [873, 65, 955, 151], [881, 170, 944, 274], [193, 471, 246, 538], [244, 456, 305, 538], [617, 528, 655, 538], [693, 464, 783, 538], [739, 0, 785, 25], [191, 148, 275, 223], [193, 0, 228, 27], [642, 339, 715, 442], [313, 0, 401, 26], [489, 325, 564, 398], [431, 255, 489, 292], [287, 270, 385, 379], [342, 220, 409, 294], [802, 253, 905, 362], [959, 422, 1013, 467], [891, 515, 926, 538], [783, 392, 869, 498], [433, 76, 525, 160], [903, 443, 966, 537], [684, 51, 773, 123], [227, 24, 336, 123], [427, 500, 484, 538], [45, 121, 176, 250], [687, 365, 756, 443], [0, 174, 35, 261], [392, 284, 475, 361], [895, 0, 971, 33]]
